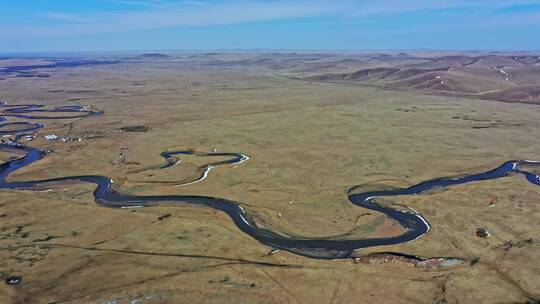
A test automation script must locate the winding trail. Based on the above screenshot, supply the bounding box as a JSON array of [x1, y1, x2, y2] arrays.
[[1, 100, 539, 259]]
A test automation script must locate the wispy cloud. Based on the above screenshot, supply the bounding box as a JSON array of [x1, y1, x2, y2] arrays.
[[348, 0, 540, 16], [104, 0, 166, 7], [1, 0, 540, 40], [1, 1, 344, 39]]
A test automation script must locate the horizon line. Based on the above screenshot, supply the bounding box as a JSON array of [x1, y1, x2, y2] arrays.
[[2, 48, 540, 56]]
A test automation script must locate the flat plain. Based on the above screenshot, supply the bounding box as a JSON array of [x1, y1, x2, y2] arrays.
[[1, 52, 540, 303]]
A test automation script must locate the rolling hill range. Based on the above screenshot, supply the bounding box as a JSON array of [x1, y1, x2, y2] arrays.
[[298, 54, 540, 104]]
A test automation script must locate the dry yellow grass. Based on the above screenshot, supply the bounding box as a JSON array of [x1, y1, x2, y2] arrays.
[[0, 56, 539, 303]]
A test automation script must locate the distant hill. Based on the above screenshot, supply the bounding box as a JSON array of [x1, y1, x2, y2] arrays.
[[137, 53, 170, 59], [298, 54, 540, 104]]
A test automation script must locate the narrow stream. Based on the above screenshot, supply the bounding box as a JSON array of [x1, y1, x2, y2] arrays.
[[1, 101, 538, 259]]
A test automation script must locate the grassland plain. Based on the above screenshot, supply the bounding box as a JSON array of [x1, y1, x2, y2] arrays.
[[0, 57, 539, 303]]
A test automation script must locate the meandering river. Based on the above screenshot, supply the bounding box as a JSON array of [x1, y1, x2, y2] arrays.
[[1, 101, 539, 259]]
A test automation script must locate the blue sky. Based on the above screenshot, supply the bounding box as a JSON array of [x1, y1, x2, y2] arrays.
[[1, 0, 540, 52]]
